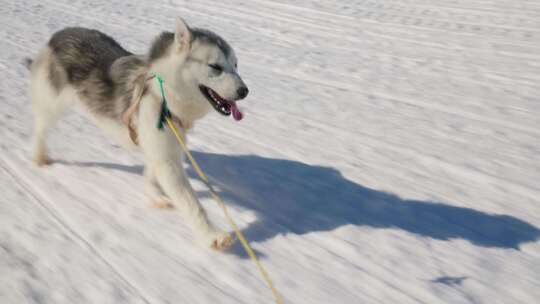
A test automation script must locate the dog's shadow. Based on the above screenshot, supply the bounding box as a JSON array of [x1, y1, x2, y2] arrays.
[[190, 152, 539, 250], [64, 152, 540, 255]]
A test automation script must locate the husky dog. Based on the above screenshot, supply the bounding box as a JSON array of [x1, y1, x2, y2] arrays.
[[27, 18, 248, 250]]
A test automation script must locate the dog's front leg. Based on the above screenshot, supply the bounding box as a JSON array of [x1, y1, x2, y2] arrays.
[[149, 158, 233, 249], [137, 96, 233, 249], [144, 165, 174, 209]]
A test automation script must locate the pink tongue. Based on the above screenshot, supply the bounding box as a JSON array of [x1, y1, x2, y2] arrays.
[[230, 101, 243, 121]]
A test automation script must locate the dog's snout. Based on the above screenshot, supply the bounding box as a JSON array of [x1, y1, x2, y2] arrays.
[[237, 86, 249, 99]]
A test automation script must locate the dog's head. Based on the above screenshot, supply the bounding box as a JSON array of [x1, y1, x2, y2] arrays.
[[149, 18, 248, 121]]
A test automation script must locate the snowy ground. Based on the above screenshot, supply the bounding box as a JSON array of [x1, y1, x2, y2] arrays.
[[1, 0, 540, 303]]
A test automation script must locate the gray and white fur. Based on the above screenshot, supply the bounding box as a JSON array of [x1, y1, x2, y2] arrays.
[[28, 18, 249, 249]]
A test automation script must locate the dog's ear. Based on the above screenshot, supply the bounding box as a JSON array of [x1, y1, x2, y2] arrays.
[[174, 17, 191, 51]]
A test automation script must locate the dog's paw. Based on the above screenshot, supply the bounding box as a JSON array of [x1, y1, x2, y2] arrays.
[[33, 155, 52, 167], [206, 231, 235, 251], [151, 200, 175, 209]]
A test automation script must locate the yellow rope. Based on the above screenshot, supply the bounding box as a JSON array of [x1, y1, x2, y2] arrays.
[[165, 117, 284, 304]]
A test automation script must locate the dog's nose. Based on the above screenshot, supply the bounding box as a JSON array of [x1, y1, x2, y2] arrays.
[[237, 86, 249, 99]]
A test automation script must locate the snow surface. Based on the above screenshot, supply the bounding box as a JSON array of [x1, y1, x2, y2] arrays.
[[1, 0, 540, 303]]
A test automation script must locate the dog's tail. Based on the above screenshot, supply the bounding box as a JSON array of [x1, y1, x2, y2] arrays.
[[23, 57, 33, 70]]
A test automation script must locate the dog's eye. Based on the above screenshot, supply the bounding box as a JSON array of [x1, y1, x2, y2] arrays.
[[208, 64, 223, 74]]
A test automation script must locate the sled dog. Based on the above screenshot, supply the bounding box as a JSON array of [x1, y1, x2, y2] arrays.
[[27, 18, 248, 249]]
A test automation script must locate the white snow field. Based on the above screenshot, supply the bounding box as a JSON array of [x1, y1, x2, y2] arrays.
[[1, 0, 540, 303]]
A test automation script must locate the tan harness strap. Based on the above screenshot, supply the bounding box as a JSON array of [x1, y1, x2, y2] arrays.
[[122, 74, 183, 145]]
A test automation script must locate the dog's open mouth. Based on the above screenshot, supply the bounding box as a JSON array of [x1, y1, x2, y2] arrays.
[[199, 85, 243, 121]]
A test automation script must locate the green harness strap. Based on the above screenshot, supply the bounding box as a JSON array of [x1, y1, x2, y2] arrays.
[[154, 74, 171, 130]]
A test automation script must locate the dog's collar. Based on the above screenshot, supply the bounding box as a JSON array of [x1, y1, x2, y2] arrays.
[[122, 73, 184, 146]]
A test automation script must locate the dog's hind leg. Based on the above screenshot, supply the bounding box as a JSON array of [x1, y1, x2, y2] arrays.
[[29, 48, 72, 166]]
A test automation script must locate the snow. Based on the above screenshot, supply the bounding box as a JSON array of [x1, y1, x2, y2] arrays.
[[1, 0, 540, 303]]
